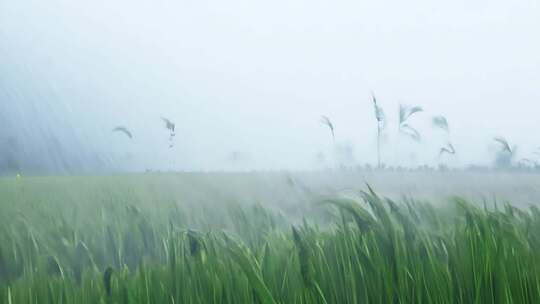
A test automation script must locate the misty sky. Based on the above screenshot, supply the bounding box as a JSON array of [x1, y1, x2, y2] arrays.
[[1, 0, 539, 171]]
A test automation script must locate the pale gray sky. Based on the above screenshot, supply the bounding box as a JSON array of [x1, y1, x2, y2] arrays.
[[1, 0, 539, 171]]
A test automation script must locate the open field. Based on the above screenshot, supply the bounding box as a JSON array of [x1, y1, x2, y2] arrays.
[[2, 172, 540, 303]]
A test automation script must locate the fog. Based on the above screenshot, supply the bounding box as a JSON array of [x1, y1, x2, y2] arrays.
[[1, 0, 539, 173]]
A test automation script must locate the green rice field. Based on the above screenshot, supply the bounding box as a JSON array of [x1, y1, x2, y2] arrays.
[[2, 172, 540, 303]]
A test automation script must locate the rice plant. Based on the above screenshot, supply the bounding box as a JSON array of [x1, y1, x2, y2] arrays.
[[440, 143, 456, 157], [494, 137, 517, 168], [371, 93, 386, 168], [161, 117, 176, 148], [399, 104, 423, 141], [1, 176, 540, 303], [320, 116, 335, 143], [112, 126, 133, 139], [432, 115, 449, 132]]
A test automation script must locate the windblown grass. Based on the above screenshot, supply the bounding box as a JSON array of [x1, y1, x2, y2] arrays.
[[1, 175, 540, 303]]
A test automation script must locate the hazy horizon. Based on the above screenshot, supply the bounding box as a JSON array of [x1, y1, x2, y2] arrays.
[[1, 0, 539, 172]]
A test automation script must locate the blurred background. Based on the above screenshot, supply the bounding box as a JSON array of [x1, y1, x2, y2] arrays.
[[1, 0, 539, 174]]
